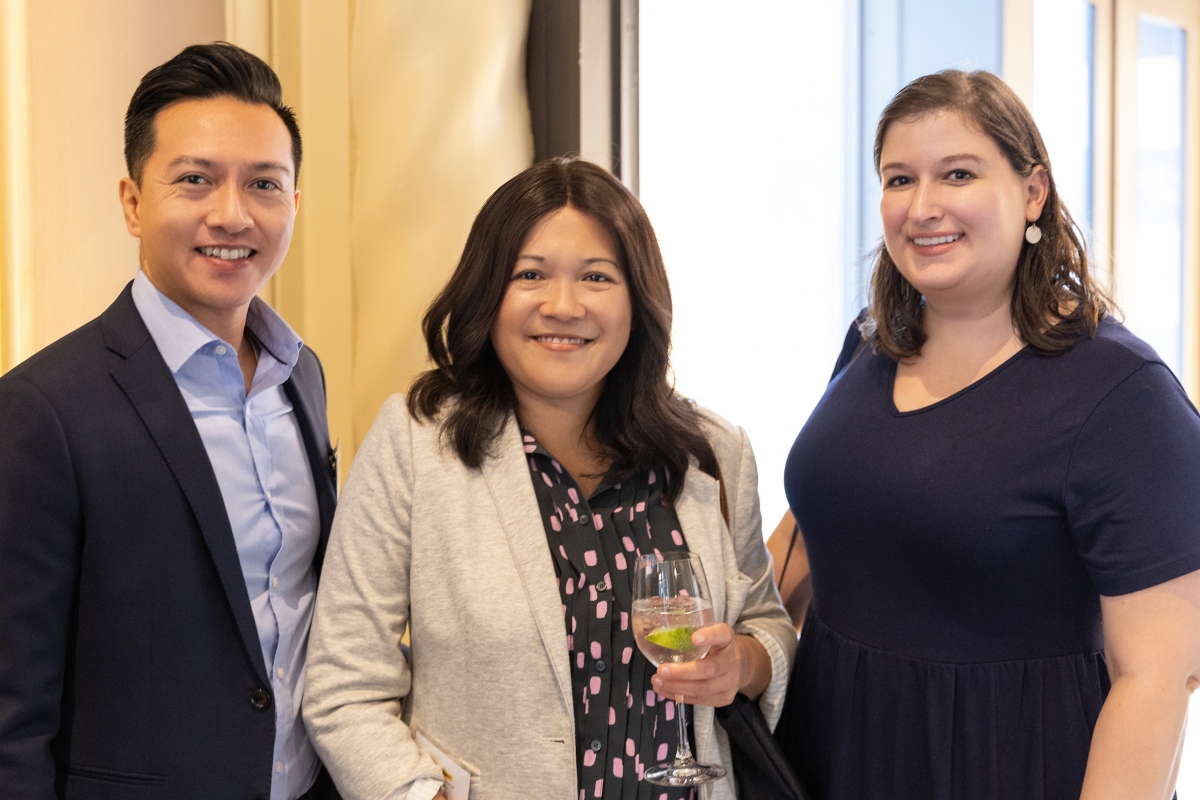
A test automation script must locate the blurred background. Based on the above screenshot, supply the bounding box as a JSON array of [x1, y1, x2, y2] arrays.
[[0, 1, 1197, 788]]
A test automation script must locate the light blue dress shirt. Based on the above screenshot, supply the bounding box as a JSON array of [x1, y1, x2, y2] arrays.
[[132, 271, 320, 800]]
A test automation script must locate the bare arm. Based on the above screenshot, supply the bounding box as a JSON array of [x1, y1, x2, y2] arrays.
[[1079, 567, 1200, 800], [766, 510, 812, 632]]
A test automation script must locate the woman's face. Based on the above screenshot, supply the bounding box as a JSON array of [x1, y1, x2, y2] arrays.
[[878, 110, 1048, 307], [491, 205, 632, 413]]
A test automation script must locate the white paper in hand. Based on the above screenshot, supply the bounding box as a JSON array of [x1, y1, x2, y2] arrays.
[[414, 730, 472, 800]]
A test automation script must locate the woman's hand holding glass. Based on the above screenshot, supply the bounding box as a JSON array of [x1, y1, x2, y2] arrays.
[[650, 623, 770, 707]]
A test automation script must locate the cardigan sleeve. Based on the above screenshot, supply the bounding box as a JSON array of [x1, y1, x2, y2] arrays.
[[302, 396, 445, 800], [706, 411, 798, 730]]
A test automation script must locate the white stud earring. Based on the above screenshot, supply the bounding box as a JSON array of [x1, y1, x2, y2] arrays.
[[1025, 223, 1043, 244]]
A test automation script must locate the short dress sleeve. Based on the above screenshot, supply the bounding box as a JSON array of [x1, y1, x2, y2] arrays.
[[1065, 361, 1200, 596]]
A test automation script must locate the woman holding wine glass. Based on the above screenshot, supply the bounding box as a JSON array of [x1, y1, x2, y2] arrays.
[[302, 158, 795, 800]]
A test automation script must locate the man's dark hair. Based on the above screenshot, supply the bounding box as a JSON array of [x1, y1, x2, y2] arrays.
[[409, 158, 720, 506], [124, 42, 302, 185]]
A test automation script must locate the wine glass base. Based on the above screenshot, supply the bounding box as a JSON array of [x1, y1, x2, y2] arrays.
[[643, 760, 727, 787]]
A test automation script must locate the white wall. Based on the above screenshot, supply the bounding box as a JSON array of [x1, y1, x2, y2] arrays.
[[639, 0, 848, 528]]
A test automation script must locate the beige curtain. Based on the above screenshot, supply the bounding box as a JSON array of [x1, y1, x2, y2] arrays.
[[348, 0, 533, 452]]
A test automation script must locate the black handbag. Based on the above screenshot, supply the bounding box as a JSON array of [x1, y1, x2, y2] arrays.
[[714, 693, 812, 800]]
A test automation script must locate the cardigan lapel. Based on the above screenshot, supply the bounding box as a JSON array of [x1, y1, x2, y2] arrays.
[[674, 464, 729, 624], [102, 286, 270, 687], [480, 414, 574, 717], [673, 461, 737, 770]]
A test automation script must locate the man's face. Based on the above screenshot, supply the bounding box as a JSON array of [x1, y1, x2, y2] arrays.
[[119, 96, 299, 328]]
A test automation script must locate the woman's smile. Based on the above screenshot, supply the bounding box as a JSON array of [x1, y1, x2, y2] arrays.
[[909, 231, 964, 257]]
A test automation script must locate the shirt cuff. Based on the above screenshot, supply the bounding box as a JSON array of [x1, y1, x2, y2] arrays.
[[405, 777, 444, 800], [739, 622, 791, 731]]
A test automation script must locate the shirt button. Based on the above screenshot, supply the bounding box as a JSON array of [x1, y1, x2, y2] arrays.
[[215, 345, 228, 356], [590, 739, 602, 752], [277, 667, 285, 679], [275, 761, 283, 773], [272, 576, 279, 589], [595, 659, 607, 672]]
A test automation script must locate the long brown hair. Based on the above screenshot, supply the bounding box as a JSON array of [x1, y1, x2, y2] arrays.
[[863, 69, 1113, 360], [408, 158, 718, 504]]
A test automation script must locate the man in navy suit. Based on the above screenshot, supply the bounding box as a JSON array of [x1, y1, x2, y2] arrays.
[[0, 43, 339, 800]]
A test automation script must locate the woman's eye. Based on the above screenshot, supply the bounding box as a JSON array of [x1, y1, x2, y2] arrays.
[[514, 270, 541, 281], [583, 273, 612, 283], [948, 169, 974, 181], [885, 175, 911, 187]]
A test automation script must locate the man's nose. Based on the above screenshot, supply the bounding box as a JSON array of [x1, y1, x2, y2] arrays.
[[207, 182, 253, 233]]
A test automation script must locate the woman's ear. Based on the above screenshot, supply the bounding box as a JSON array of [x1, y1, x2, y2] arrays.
[[1026, 165, 1050, 221]]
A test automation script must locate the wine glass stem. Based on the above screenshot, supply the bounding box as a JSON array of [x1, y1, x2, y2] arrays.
[[674, 696, 693, 763]]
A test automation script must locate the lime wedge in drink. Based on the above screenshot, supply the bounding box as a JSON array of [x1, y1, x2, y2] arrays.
[[646, 625, 697, 651]]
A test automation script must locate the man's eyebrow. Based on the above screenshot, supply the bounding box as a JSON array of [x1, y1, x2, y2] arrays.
[[250, 161, 292, 174], [165, 156, 292, 175]]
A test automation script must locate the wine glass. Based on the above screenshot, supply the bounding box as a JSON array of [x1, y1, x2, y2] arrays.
[[631, 552, 727, 787]]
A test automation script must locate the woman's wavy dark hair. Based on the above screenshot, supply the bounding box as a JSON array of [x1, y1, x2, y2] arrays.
[[408, 158, 718, 504], [863, 69, 1113, 360]]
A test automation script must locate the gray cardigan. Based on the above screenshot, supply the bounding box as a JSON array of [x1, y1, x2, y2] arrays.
[[303, 397, 796, 800]]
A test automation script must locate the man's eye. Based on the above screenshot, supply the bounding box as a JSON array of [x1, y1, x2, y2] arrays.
[[182, 175, 206, 185], [254, 179, 279, 190]]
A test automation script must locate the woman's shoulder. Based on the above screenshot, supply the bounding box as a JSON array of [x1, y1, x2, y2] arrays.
[[360, 393, 450, 452], [1043, 316, 1172, 388], [688, 402, 749, 464]]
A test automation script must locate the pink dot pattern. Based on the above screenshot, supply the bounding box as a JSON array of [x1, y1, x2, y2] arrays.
[[521, 430, 695, 799]]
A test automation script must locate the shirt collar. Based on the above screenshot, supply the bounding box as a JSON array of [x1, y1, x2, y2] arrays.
[[130, 269, 304, 375]]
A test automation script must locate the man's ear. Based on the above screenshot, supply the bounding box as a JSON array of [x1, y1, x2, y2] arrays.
[[118, 176, 143, 238]]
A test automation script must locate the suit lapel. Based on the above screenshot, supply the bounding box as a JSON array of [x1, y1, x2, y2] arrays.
[[102, 287, 270, 686], [282, 349, 336, 575], [480, 414, 574, 717]]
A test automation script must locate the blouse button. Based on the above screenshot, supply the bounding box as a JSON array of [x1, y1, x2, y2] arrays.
[[595, 581, 608, 592], [590, 739, 602, 752], [578, 515, 590, 526], [595, 659, 607, 672]]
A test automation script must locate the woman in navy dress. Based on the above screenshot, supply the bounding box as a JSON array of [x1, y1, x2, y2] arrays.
[[775, 70, 1200, 799]]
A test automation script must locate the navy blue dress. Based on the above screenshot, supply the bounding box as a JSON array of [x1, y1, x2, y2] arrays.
[[777, 317, 1200, 800]]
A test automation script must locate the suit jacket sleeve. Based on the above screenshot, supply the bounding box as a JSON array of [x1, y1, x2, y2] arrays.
[[303, 396, 444, 799], [0, 374, 82, 800]]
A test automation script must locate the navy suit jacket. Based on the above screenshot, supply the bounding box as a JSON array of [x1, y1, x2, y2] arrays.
[[0, 285, 339, 800]]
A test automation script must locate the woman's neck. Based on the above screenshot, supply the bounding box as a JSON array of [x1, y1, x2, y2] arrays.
[[893, 291, 1024, 412], [514, 389, 610, 497], [921, 292, 1021, 359]]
